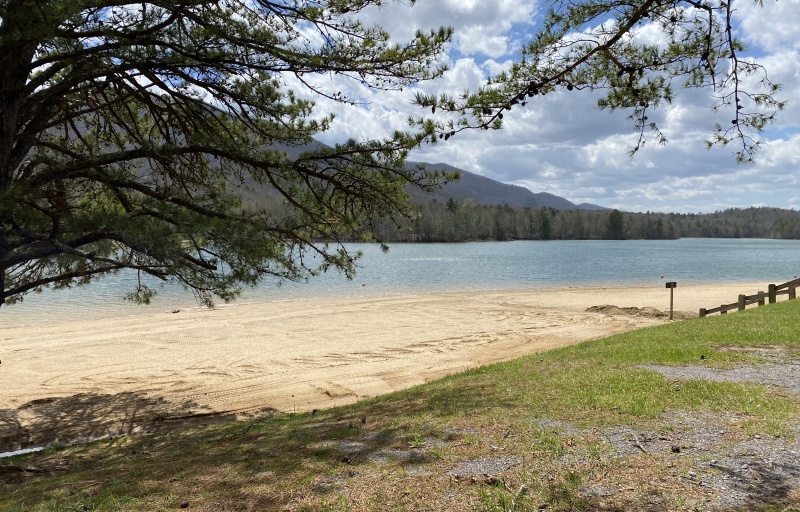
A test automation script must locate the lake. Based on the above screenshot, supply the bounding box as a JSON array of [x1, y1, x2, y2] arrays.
[[2, 238, 798, 326]]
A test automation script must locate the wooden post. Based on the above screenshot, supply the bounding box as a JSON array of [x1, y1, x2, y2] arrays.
[[665, 282, 676, 320], [790, 287, 796, 300], [738, 294, 746, 312], [758, 292, 765, 307], [769, 284, 777, 304], [670, 286, 674, 320], [699, 308, 707, 318], [720, 307, 727, 315]]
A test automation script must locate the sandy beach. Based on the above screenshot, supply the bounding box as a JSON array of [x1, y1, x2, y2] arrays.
[[0, 282, 772, 451]]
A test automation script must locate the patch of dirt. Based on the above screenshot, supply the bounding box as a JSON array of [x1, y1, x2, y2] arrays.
[[537, 411, 800, 511], [309, 436, 427, 465], [446, 456, 522, 479], [586, 304, 697, 320], [701, 436, 800, 510]]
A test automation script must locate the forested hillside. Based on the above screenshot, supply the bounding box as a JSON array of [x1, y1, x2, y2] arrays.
[[244, 152, 800, 242], [359, 201, 800, 242]]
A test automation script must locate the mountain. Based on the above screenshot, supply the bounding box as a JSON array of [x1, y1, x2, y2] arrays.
[[406, 162, 606, 211], [272, 141, 606, 210]]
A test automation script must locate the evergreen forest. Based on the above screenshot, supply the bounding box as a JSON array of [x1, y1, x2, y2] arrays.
[[358, 201, 800, 242]]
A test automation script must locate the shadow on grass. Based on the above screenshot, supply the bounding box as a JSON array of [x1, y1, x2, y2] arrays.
[[1, 371, 513, 509]]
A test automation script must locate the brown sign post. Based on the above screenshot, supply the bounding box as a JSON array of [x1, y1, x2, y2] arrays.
[[665, 281, 677, 320]]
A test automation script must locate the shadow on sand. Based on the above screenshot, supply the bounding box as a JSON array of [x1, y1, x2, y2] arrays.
[[0, 391, 239, 454]]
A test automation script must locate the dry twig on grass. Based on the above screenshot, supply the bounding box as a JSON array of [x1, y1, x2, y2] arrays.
[[630, 431, 649, 454]]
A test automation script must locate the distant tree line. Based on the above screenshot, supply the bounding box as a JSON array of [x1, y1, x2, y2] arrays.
[[357, 201, 800, 242]]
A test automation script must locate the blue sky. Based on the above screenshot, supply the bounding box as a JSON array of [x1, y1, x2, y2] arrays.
[[291, 0, 800, 213]]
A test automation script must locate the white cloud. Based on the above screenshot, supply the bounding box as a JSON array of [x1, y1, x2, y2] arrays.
[[480, 58, 516, 76], [736, 0, 800, 53], [287, 1, 799, 214], [356, 0, 536, 58]]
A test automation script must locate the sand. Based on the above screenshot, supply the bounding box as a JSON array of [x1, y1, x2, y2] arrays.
[[0, 282, 772, 451]]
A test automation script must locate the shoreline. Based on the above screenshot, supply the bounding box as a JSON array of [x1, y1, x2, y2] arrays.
[[0, 274, 778, 328], [0, 282, 774, 451]]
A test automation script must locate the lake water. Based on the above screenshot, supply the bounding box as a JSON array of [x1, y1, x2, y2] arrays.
[[2, 238, 798, 326]]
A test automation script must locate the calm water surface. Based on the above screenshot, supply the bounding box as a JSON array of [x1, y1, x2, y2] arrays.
[[2, 238, 798, 326]]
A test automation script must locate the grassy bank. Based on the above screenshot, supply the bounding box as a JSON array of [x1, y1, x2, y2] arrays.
[[3, 300, 800, 511]]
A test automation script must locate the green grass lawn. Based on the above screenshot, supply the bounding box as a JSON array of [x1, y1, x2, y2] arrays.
[[3, 300, 800, 511]]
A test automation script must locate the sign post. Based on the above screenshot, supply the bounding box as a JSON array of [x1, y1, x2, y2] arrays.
[[665, 281, 677, 320]]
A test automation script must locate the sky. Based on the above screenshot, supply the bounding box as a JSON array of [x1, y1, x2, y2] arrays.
[[294, 0, 800, 214]]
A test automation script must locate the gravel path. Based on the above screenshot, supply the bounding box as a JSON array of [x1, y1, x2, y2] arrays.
[[640, 362, 800, 395]]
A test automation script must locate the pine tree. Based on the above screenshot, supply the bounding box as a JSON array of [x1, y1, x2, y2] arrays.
[[0, 1, 452, 306]]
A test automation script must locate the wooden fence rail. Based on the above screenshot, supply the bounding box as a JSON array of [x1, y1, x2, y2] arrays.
[[699, 277, 800, 317]]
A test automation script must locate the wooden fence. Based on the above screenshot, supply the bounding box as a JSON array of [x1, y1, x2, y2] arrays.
[[699, 277, 800, 317]]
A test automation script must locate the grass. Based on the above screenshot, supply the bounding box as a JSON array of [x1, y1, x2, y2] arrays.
[[3, 300, 800, 511]]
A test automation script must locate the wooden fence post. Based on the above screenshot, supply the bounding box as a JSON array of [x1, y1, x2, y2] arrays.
[[720, 306, 727, 315], [738, 294, 746, 312], [699, 308, 707, 318], [758, 292, 765, 307], [790, 287, 796, 300], [769, 284, 777, 304]]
